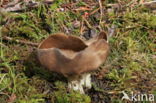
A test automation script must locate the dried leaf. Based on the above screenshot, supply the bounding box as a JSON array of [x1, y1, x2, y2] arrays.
[[7, 94, 16, 103]]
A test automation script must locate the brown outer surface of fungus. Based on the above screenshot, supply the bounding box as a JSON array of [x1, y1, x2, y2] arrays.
[[37, 32, 109, 77]]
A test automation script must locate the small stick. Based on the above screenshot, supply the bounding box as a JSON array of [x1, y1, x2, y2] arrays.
[[107, 1, 156, 10], [1, 0, 54, 12], [98, 0, 103, 25], [142, 1, 156, 10], [2, 36, 39, 46], [83, 17, 93, 29], [80, 18, 84, 35], [89, 8, 100, 15]]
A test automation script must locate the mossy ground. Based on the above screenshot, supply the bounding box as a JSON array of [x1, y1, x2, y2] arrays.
[[0, 0, 156, 103]]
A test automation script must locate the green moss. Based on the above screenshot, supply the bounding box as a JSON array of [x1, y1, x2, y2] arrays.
[[0, 0, 156, 102], [0, 67, 45, 103], [52, 81, 91, 103]]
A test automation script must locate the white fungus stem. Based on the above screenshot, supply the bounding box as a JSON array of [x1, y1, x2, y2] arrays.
[[68, 73, 92, 94], [81, 73, 92, 89], [68, 79, 84, 94]]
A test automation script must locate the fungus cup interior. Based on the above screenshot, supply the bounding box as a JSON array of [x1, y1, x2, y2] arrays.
[[38, 34, 88, 52]]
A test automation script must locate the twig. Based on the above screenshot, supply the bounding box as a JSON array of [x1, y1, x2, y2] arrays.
[[98, 0, 103, 25], [2, 36, 39, 46], [142, 1, 156, 10], [83, 17, 93, 29], [0, 43, 7, 48], [80, 18, 84, 35], [107, 1, 156, 10], [3, 0, 21, 8], [89, 7, 100, 15], [0, 92, 10, 98], [0, 0, 54, 12]]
